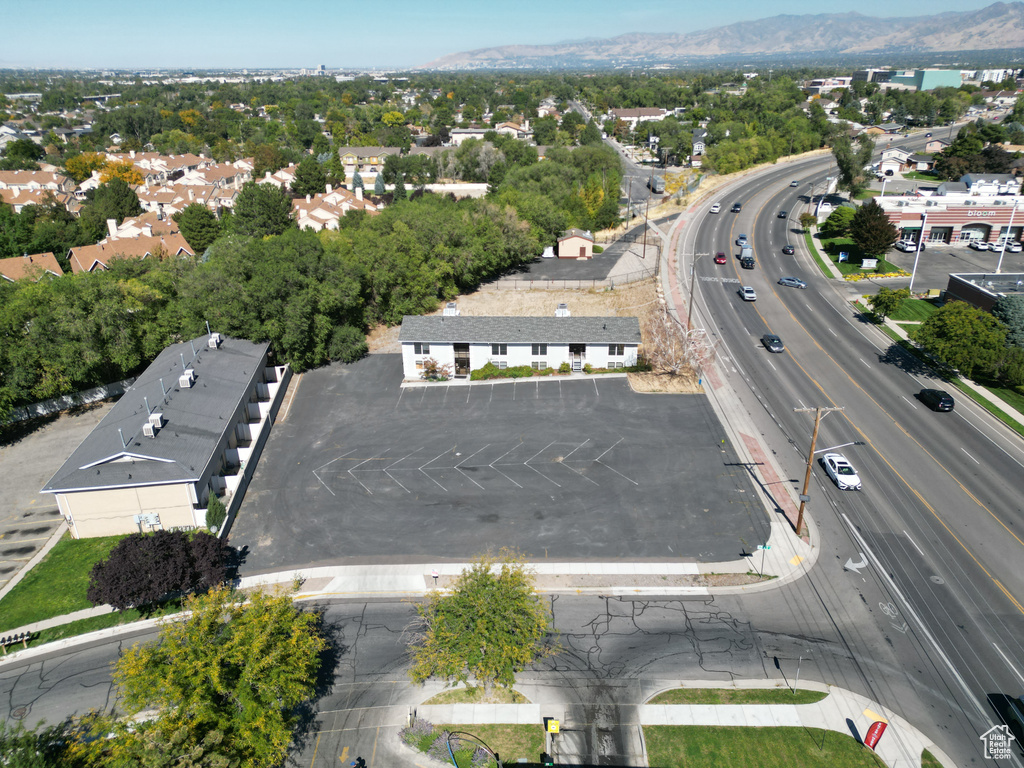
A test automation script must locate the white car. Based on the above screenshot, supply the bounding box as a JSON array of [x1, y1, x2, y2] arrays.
[[736, 234, 749, 247], [710, 203, 721, 213], [740, 286, 757, 301], [894, 240, 925, 253], [821, 453, 862, 491], [969, 240, 990, 251]]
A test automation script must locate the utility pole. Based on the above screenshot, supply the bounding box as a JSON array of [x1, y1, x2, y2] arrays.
[[792, 406, 844, 537], [641, 169, 653, 261]]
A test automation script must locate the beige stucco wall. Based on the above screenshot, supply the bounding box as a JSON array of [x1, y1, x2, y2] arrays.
[[60, 482, 195, 539]]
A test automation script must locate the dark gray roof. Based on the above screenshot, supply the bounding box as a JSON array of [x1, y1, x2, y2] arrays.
[[962, 173, 1019, 183], [398, 315, 641, 345], [42, 336, 269, 494], [937, 181, 968, 193]]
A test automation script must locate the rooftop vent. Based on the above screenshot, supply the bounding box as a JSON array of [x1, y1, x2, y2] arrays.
[[148, 412, 164, 428], [143, 421, 158, 438], [555, 303, 570, 317], [443, 302, 459, 316], [208, 332, 222, 349], [179, 368, 195, 389]]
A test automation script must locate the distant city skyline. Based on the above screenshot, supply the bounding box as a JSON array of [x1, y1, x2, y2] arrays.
[[1, 0, 1006, 71]]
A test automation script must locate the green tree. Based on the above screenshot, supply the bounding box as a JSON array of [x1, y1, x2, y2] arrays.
[[798, 212, 817, 231], [409, 550, 555, 693], [831, 134, 875, 198], [105, 585, 326, 768], [820, 206, 856, 239], [849, 200, 898, 259], [867, 286, 910, 323], [351, 169, 364, 191], [173, 203, 221, 253], [291, 155, 328, 198], [233, 181, 293, 238], [373, 172, 385, 196], [911, 301, 1008, 379], [993, 295, 1024, 348], [392, 173, 407, 201], [580, 119, 602, 146], [78, 177, 143, 241]]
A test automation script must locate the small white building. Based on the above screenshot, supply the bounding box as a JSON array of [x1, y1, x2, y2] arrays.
[[398, 309, 641, 380]]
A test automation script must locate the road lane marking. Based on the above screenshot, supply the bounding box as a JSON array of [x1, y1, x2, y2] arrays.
[[828, 328, 838, 336], [904, 530, 926, 558], [859, 358, 870, 368], [901, 396, 917, 409], [960, 448, 980, 465], [993, 643, 1024, 688]]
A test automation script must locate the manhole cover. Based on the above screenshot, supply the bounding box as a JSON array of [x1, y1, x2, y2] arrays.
[[10, 706, 27, 720], [930, 575, 945, 585]]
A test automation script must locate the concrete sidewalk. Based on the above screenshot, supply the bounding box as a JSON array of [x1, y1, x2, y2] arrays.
[[413, 680, 956, 768]]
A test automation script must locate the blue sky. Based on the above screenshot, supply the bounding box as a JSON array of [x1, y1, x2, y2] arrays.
[[0, 0, 998, 70]]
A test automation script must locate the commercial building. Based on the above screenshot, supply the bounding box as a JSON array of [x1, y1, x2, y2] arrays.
[[42, 334, 289, 539], [853, 69, 961, 91], [877, 192, 1023, 245], [945, 273, 1024, 312], [398, 308, 641, 380]]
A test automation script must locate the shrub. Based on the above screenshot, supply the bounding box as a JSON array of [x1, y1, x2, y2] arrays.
[[506, 365, 534, 378], [421, 357, 452, 381], [583, 363, 593, 374], [206, 494, 226, 533], [535, 366, 554, 376], [399, 718, 435, 749], [470, 362, 501, 380], [427, 732, 453, 763], [558, 362, 571, 374], [593, 245, 604, 254], [625, 354, 653, 372]]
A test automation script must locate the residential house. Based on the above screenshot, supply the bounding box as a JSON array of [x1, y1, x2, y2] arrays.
[[41, 334, 290, 539], [398, 309, 642, 380], [68, 232, 195, 274], [0, 169, 75, 193], [0, 252, 63, 282], [0, 187, 77, 214], [925, 138, 951, 154], [610, 108, 669, 130], [256, 164, 298, 189], [177, 162, 252, 189], [292, 186, 378, 231], [449, 128, 490, 146], [337, 147, 401, 176]]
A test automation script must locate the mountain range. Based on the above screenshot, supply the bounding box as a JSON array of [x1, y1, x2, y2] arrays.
[[420, 2, 1024, 70]]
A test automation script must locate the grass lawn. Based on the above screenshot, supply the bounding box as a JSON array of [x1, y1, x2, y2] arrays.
[[405, 722, 542, 767], [804, 230, 835, 277], [31, 600, 184, 645], [854, 189, 880, 200], [922, 749, 943, 768], [820, 237, 904, 276], [903, 171, 939, 181], [644, 726, 886, 768], [0, 533, 125, 631], [649, 688, 827, 705], [888, 298, 939, 322], [425, 686, 529, 705]]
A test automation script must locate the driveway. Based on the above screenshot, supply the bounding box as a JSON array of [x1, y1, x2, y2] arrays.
[[229, 356, 772, 573]]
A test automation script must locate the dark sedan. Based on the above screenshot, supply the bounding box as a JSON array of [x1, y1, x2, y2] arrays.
[[782, 244, 795, 255]]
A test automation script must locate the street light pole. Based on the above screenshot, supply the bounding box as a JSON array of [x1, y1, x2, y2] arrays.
[[909, 212, 926, 294], [996, 198, 1018, 274], [792, 406, 844, 537]]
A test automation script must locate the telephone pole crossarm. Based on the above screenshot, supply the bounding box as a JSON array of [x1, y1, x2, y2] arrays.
[[792, 406, 844, 537]]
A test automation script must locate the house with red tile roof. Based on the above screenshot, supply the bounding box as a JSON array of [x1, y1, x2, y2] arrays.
[[67, 233, 194, 274], [0, 252, 63, 282]]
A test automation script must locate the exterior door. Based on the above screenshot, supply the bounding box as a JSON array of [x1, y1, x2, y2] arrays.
[[453, 344, 470, 377]]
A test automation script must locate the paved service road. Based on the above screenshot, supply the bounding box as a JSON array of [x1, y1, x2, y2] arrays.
[[231, 356, 770, 572], [679, 150, 1024, 767]]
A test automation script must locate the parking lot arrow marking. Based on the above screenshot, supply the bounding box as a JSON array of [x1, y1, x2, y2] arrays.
[[844, 553, 868, 573]]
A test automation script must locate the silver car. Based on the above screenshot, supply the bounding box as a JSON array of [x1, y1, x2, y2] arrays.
[[740, 286, 757, 301], [778, 276, 807, 289]]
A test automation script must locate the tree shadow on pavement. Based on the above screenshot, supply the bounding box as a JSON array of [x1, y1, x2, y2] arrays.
[[291, 605, 350, 756], [876, 342, 935, 377]]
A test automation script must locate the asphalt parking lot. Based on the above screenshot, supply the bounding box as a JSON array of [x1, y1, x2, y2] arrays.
[[229, 355, 771, 573], [858, 241, 1024, 294]]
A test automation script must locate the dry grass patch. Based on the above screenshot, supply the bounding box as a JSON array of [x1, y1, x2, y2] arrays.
[[424, 685, 530, 705], [628, 370, 702, 394]]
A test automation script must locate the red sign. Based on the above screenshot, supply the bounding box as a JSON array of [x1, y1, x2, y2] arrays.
[[864, 720, 888, 750]]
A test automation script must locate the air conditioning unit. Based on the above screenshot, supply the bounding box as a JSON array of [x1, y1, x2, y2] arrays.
[[208, 332, 222, 349], [443, 302, 459, 316], [148, 412, 164, 428], [143, 421, 156, 438], [179, 369, 195, 389], [555, 303, 570, 317]]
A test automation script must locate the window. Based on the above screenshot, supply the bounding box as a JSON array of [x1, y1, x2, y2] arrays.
[[608, 361, 623, 369], [532, 343, 547, 355], [414, 343, 430, 355], [497, 360, 507, 369], [609, 344, 624, 356], [415, 360, 424, 369], [491, 343, 507, 356], [531, 361, 547, 370]]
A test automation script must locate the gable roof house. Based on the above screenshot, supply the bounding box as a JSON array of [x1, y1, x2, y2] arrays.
[[398, 310, 642, 380], [68, 232, 195, 274], [0, 252, 63, 282], [0, 169, 75, 193], [292, 186, 379, 231], [41, 334, 290, 538], [557, 228, 595, 259], [338, 147, 401, 175]]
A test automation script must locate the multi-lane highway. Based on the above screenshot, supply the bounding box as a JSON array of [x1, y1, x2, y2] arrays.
[[679, 148, 1024, 765]]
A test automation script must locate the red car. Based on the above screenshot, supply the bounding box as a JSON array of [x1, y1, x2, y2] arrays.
[[714, 251, 727, 264]]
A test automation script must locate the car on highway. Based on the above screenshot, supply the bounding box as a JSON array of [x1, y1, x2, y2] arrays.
[[736, 234, 749, 246], [782, 244, 795, 255], [918, 388, 954, 411], [894, 239, 925, 252], [761, 334, 785, 353], [740, 286, 757, 301], [731, 202, 742, 213], [778, 210, 787, 219], [969, 240, 990, 251], [925, 132, 932, 137], [821, 453, 862, 490], [710, 203, 721, 213], [714, 251, 727, 264], [778, 276, 806, 288], [790, 180, 799, 187]]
